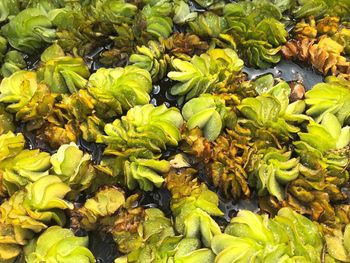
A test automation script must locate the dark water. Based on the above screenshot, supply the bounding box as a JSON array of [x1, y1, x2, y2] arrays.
[[243, 60, 324, 90], [88, 231, 121, 263]]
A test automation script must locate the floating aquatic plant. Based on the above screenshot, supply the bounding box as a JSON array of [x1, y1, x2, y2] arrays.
[[237, 92, 300, 140], [96, 104, 183, 191], [88, 65, 152, 113], [184, 127, 254, 200], [129, 40, 169, 82], [0, 1, 349, 262], [162, 32, 209, 59], [1, 8, 56, 54], [223, 0, 288, 68], [79, 187, 125, 230], [0, 132, 24, 162], [24, 226, 95, 263], [248, 147, 300, 201], [282, 17, 350, 75], [168, 48, 243, 103], [0, 50, 26, 78], [304, 80, 350, 124], [182, 93, 235, 141], [50, 142, 96, 194], [293, 0, 350, 20], [165, 168, 223, 247], [0, 71, 40, 113], [135, 0, 174, 41], [0, 0, 20, 23], [213, 207, 323, 262], [37, 43, 90, 93], [1, 149, 51, 195]]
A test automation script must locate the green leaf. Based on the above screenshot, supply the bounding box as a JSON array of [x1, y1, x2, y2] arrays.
[[0, 71, 38, 113], [226, 210, 273, 243], [0, 132, 24, 162], [25, 175, 73, 211], [305, 82, 350, 125], [175, 248, 215, 263], [88, 66, 152, 111], [168, 48, 243, 102], [189, 12, 227, 38], [1, 8, 56, 53], [25, 226, 95, 263], [173, 1, 198, 24]]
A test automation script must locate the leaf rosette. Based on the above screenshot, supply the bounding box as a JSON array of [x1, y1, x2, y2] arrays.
[[97, 104, 183, 191], [168, 48, 243, 103], [79, 187, 125, 230], [37, 43, 90, 93], [135, 0, 173, 40], [182, 94, 235, 141], [0, 176, 73, 235], [248, 147, 300, 201], [1, 8, 56, 54], [305, 81, 350, 125], [0, 71, 39, 113], [24, 226, 95, 263], [50, 142, 96, 194], [0, 50, 27, 78], [1, 149, 51, 195], [223, 1, 288, 68], [129, 40, 169, 82], [212, 208, 323, 262], [88, 66, 152, 113]]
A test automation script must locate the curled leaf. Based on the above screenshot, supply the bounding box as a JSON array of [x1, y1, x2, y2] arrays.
[[1, 8, 56, 53], [129, 41, 169, 82], [24, 226, 95, 263], [182, 94, 233, 141], [2, 149, 51, 195], [79, 187, 125, 230], [296, 113, 350, 153], [214, 208, 323, 262], [0, 132, 24, 162], [0, 71, 39, 113], [50, 142, 95, 193], [0, 50, 26, 78], [99, 104, 183, 154], [249, 147, 300, 201], [37, 43, 90, 93], [168, 48, 243, 102], [88, 66, 152, 112], [305, 81, 350, 124]]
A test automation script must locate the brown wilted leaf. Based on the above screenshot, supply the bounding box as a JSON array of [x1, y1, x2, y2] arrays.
[[317, 17, 340, 36], [163, 33, 209, 57], [294, 17, 317, 39], [335, 205, 350, 226], [289, 82, 305, 102], [259, 195, 281, 217], [282, 37, 350, 75], [38, 122, 80, 148], [187, 125, 255, 200], [107, 206, 145, 253], [165, 168, 202, 201], [285, 179, 346, 223], [283, 16, 350, 76], [281, 40, 300, 60]]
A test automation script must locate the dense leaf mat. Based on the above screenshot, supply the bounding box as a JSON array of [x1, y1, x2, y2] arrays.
[[1, 0, 350, 262]]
